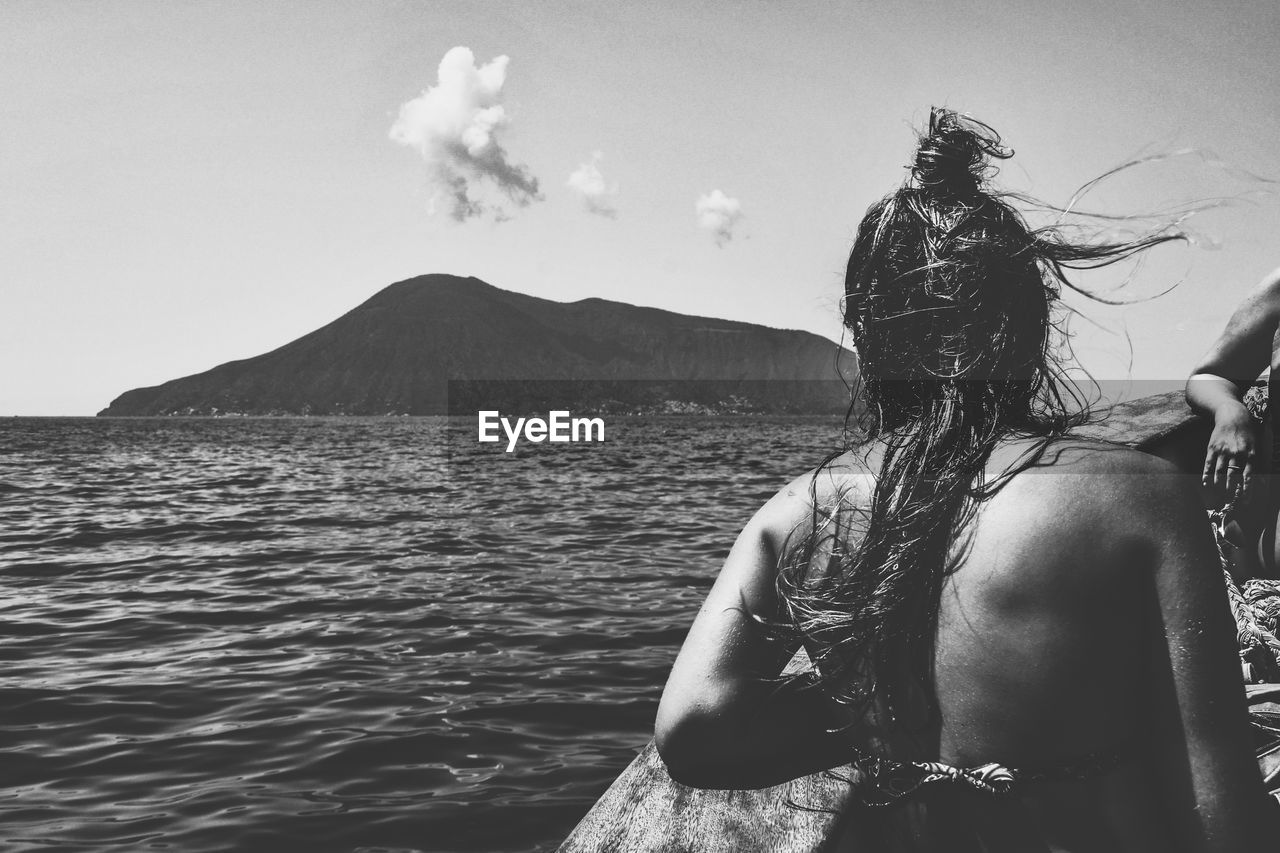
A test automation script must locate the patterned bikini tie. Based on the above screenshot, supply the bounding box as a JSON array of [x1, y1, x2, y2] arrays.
[[850, 755, 1017, 807]]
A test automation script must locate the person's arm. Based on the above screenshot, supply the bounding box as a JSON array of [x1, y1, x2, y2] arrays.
[[1186, 268, 1280, 498], [1188, 374, 1259, 499], [654, 473, 854, 789], [1135, 458, 1278, 850]]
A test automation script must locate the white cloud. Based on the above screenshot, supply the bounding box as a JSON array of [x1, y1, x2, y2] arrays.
[[566, 151, 618, 218], [390, 46, 541, 222], [695, 189, 742, 246]]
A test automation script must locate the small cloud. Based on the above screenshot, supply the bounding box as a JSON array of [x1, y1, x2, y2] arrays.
[[390, 46, 542, 222], [566, 151, 618, 218], [696, 190, 742, 246]]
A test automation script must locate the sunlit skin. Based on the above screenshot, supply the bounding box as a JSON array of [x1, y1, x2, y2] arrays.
[[1186, 266, 1280, 579], [656, 437, 1274, 851]]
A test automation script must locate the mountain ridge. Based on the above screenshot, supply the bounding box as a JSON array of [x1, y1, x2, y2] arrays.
[[98, 274, 857, 416]]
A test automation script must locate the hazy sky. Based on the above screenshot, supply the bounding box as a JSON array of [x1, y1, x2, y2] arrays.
[[4, 0, 1280, 415]]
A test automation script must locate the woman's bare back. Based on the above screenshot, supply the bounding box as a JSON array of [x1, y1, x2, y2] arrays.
[[780, 437, 1270, 851]]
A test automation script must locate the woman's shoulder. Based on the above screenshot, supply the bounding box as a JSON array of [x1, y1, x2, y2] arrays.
[[749, 437, 1195, 560], [996, 435, 1177, 477], [989, 435, 1200, 533], [960, 438, 1208, 597], [749, 451, 873, 557], [991, 435, 1187, 500]]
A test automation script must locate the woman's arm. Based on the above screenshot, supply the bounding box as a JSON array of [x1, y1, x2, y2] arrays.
[[1188, 374, 1259, 498], [1135, 458, 1278, 850], [655, 472, 855, 789], [1186, 268, 1280, 498]]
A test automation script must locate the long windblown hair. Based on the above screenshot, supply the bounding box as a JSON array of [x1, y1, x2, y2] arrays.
[[776, 108, 1183, 751]]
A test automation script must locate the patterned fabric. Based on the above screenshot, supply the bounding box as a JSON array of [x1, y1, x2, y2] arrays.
[[1247, 684, 1280, 806], [1243, 382, 1268, 425], [846, 744, 1130, 807], [1243, 579, 1280, 635], [1208, 504, 1280, 683], [849, 755, 1016, 807]]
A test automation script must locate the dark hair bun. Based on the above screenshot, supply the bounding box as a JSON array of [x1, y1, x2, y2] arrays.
[[911, 108, 1012, 194]]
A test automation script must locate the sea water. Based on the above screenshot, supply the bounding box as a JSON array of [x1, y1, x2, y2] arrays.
[[0, 416, 843, 853]]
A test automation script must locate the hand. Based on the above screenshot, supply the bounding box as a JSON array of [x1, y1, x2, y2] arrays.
[[1203, 404, 1259, 503]]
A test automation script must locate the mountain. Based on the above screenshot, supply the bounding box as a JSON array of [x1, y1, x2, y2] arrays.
[[98, 274, 857, 416]]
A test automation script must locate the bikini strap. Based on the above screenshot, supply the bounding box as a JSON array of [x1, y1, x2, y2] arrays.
[[849, 754, 1016, 807]]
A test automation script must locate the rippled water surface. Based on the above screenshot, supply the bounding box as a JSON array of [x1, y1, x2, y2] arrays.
[[0, 416, 843, 853]]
